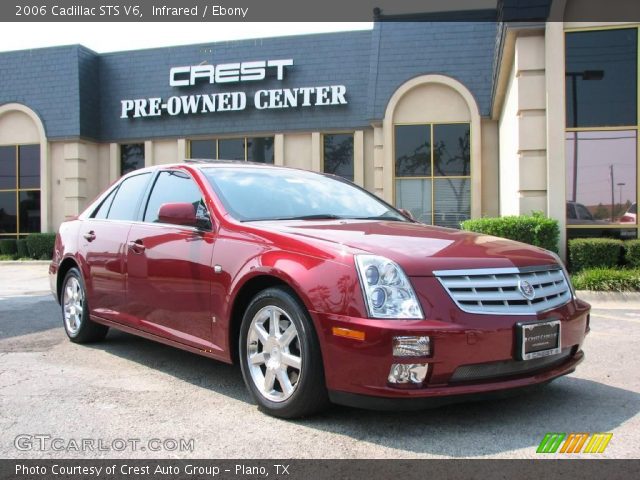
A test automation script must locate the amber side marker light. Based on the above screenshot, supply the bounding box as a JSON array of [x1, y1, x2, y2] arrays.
[[332, 327, 366, 341]]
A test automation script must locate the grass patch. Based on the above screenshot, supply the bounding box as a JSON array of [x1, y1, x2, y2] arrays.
[[0, 255, 40, 261], [572, 268, 640, 292]]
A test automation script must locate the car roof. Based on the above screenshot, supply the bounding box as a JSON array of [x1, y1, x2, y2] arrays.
[[184, 159, 274, 167]]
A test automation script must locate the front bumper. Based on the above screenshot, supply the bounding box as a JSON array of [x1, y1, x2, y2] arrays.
[[312, 295, 590, 405]]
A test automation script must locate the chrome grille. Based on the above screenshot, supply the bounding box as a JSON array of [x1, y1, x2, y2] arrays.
[[435, 266, 572, 315]]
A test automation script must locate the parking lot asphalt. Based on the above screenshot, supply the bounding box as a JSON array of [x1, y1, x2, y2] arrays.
[[0, 264, 639, 459]]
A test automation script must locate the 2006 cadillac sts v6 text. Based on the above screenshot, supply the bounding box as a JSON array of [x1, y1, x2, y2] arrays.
[[50, 162, 590, 418]]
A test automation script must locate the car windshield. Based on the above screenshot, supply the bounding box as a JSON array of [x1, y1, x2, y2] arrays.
[[203, 167, 407, 222]]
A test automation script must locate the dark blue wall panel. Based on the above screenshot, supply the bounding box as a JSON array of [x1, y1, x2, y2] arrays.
[[0, 24, 497, 142], [0, 45, 82, 138]]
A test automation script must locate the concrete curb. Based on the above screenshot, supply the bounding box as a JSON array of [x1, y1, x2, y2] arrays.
[[576, 290, 640, 309], [0, 260, 50, 266]]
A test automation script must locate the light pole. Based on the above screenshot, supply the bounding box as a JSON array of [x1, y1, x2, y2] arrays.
[[566, 70, 604, 203], [610, 165, 615, 222], [618, 182, 626, 208]]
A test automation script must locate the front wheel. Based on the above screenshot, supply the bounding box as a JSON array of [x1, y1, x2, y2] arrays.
[[239, 287, 329, 418], [61, 267, 108, 343]]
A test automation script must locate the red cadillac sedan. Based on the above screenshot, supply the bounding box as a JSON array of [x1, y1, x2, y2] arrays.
[[50, 161, 589, 418]]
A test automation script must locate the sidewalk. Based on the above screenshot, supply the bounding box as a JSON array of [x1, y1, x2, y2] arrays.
[[0, 262, 51, 297], [576, 290, 640, 309]]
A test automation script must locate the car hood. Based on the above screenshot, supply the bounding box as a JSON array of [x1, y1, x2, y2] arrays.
[[256, 220, 558, 276]]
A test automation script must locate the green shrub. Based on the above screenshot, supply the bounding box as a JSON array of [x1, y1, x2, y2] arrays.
[[0, 238, 17, 256], [16, 239, 29, 259], [26, 233, 56, 260], [568, 238, 622, 272], [572, 268, 640, 292], [460, 213, 559, 253], [624, 239, 640, 268]]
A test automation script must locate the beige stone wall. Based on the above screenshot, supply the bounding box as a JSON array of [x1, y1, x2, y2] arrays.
[[499, 62, 520, 216], [363, 128, 375, 193], [545, 21, 568, 257], [59, 141, 104, 219], [0, 110, 40, 144], [498, 32, 549, 217], [149, 139, 180, 166], [283, 133, 312, 170], [393, 83, 471, 124], [49, 141, 112, 226], [49, 142, 66, 230], [481, 119, 500, 217]]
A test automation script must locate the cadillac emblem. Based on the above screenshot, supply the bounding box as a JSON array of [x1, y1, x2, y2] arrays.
[[518, 280, 536, 300]]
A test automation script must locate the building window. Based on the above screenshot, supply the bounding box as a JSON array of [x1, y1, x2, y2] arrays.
[[189, 137, 274, 163], [0, 144, 41, 237], [120, 143, 145, 175], [394, 123, 471, 228], [323, 134, 354, 181], [565, 27, 639, 240]]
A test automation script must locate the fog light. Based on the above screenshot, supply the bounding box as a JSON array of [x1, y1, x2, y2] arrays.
[[393, 336, 431, 357], [388, 363, 429, 384]]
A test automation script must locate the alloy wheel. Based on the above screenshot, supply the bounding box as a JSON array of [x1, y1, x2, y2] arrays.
[[246, 305, 302, 402], [63, 276, 84, 336]]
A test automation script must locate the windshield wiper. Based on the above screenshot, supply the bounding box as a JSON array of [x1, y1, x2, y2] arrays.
[[246, 214, 345, 222], [349, 215, 405, 222], [285, 214, 345, 220]]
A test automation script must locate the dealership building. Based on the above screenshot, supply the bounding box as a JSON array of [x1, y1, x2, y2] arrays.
[[0, 1, 637, 257]]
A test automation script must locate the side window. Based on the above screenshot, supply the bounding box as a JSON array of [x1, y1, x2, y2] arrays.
[[92, 187, 118, 219], [107, 173, 151, 221], [143, 170, 207, 224]]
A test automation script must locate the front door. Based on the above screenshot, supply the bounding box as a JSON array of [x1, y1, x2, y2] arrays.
[[124, 170, 216, 350]]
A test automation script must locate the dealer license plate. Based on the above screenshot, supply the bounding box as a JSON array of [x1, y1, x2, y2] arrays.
[[517, 320, 561, 361]]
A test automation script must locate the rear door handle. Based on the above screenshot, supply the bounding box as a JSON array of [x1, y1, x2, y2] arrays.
[[83, 231, 96, 242], [128, 239, 146, 254]]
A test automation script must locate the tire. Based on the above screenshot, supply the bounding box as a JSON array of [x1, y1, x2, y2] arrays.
[[61, 267, 108, 343], [239, 286, 329, 418]]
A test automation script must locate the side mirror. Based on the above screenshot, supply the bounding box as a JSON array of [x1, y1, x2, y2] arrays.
[[158, 203, 197, 227], [399, 208, 416, 221]]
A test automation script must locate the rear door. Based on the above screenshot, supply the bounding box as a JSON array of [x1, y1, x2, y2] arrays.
[[124, 170, 217, 349], [80, 172, 152, 323]]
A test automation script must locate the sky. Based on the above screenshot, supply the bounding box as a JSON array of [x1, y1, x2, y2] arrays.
[[0, 22, 373, 53]]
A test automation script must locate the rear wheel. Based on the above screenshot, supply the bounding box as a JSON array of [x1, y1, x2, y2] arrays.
[[61, 267, 108, 343], [239, 287, 329, 418]]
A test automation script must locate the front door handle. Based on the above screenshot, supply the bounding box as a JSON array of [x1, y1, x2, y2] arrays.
[[128, 239, 146, 254], [83, 231, 96, 242]]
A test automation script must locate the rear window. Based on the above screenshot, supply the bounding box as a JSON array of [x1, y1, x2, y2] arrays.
[[106, 173, 151, 221], [92, 188, 117, 219]]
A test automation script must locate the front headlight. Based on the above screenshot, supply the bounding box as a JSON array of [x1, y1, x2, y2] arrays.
[[355, 254, 423, 319]]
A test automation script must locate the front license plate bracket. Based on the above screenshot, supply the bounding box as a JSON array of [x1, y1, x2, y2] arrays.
[[516, 320, 561, 361]]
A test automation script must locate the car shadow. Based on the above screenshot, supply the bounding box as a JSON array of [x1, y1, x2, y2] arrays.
[[0, 295, 59, 340], [87, 329, 253, 403], [89, 329, 639, 457], [296, 377, 640, 456]]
